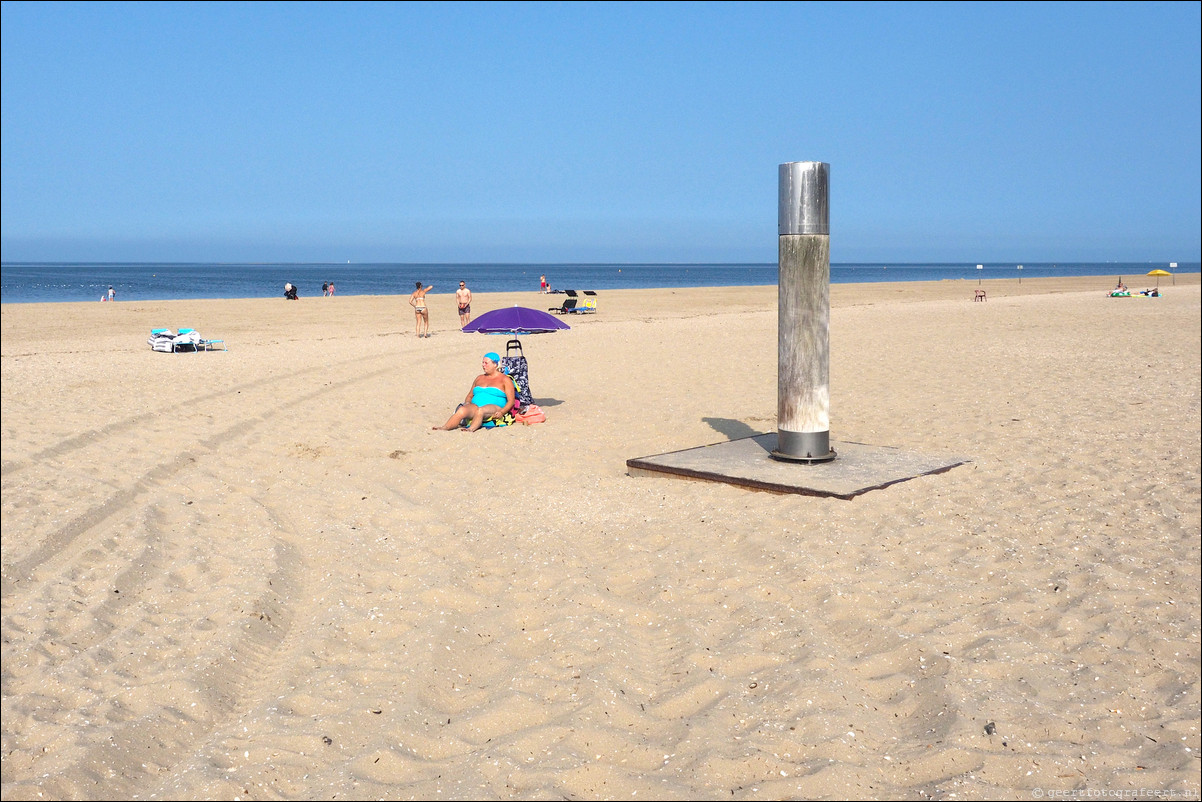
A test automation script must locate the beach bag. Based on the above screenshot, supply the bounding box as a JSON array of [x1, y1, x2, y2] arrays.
[[502, 357, 532, 406], [501, 341, 533, 407], [514, 404, 545, 424]]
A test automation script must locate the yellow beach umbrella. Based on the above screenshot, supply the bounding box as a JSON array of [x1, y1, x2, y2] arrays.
[[1147, 268, 1172, 287]]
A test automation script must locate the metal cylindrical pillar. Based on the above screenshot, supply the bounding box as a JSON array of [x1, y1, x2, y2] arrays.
[[774, 161, 836, 463]]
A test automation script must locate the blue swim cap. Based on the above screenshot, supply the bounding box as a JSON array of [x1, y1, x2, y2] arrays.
[[484, 352, 500, 364]]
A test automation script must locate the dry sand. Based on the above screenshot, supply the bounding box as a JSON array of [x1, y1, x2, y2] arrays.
[[2, 275, 1199, 800]]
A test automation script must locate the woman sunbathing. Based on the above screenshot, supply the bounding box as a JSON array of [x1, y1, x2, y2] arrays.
[[433, 352, 516, 432]]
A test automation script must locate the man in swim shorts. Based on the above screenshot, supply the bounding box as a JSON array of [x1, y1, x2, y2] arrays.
[[410, 281, 433, 337], [432, 352, 516, 432], [455, 281, 472, 326]]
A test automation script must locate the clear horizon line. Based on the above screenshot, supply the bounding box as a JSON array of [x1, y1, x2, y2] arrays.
[[2, 259, 1197, 267]]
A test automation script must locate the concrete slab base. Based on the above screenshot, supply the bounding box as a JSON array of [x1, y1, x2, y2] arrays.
[[626, 434, 970, 499]]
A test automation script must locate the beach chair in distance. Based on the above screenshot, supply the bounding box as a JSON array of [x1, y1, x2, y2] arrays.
[[550, 297, 578, 314], [152, 327, 226, 352], [974, 289, 987, 302], [172, 328, 202, 352], [148, 328, 176, 352], [178, 328, 227, 352], [578, 290, 598, 313]]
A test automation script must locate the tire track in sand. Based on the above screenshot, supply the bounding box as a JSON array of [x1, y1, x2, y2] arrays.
[[1, 489, 306, 799], [1, 348, 430, 797], [1, 354, 401, 593]]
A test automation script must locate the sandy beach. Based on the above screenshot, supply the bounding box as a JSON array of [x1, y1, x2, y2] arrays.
[[2, 274, 1199, 800]]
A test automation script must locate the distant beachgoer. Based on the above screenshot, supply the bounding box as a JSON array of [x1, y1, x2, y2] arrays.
[[322, 282, 329, 296], [108, 286, 115, 301], [328, 281, 335, 296], [540, 274, 548, 293], [432, 352, 516, 432], [284, 283, 298, 300], [456, 281, 473, 326], [410, 281, 433, 337]]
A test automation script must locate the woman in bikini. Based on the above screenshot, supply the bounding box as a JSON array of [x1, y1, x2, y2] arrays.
[[410, 281, 433, 337]]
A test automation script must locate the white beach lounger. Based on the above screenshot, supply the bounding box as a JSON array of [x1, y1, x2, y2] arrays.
[[147, 328, 226, 352]]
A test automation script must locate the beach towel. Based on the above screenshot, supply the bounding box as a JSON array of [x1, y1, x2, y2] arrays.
[[482, 411, 516, 428]]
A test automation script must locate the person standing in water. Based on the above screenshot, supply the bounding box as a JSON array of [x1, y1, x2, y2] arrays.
[[410, 281, 433, 337]]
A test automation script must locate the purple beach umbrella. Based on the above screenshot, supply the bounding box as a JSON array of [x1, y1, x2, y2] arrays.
[[462, 306, 568, 407], [461, 306, 570, 336]]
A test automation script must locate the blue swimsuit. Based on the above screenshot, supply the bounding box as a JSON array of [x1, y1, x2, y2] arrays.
[[471, 386, 508, 408]]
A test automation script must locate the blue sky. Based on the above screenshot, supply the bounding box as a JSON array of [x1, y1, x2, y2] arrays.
[[2, 1, 1199, 263]]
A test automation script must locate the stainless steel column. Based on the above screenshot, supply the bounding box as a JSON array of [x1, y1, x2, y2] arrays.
[[773, 161, 836, 463]]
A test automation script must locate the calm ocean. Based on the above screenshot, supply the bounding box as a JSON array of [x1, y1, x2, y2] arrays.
[[1, 261, 1196, 304]]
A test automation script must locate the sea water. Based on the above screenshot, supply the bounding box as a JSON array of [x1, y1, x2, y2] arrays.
[[1, 261, 1196, 304]]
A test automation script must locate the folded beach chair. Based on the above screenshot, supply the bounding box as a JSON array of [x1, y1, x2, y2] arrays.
[[148, 328, 177, 352], [500, 339, 534, 407], [148, 328, 220, 353], [149, 326, 226, 353]]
